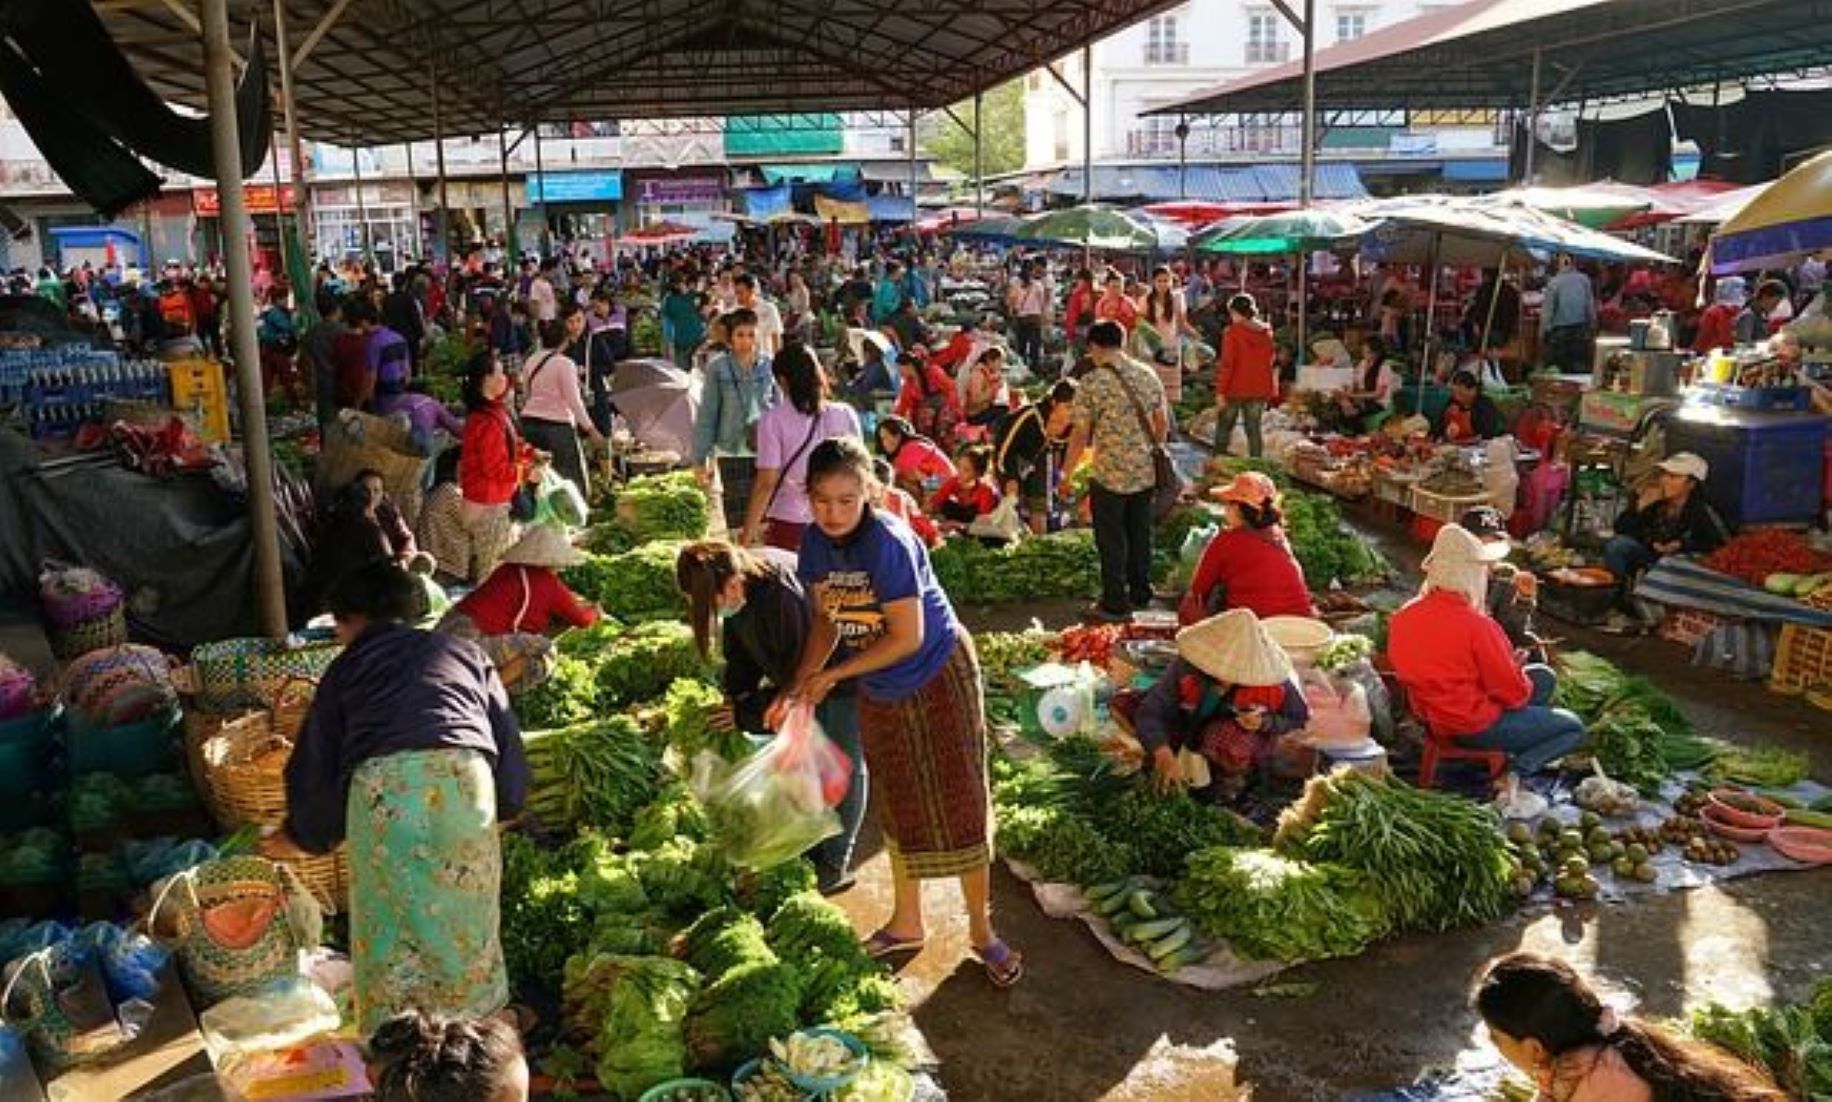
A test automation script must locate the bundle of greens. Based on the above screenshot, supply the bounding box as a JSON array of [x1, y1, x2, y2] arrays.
[[1175, 847, 1390, 962], [1553, 651, 1696, 792], [595, 955, 705, 1100], [1316, 634, 1375, 673], [1689, 981, 1832, 1100], [628, 783, 712, 851], [929, 530, 1100, 605], [766, 892, 902, 1023], [1097, 784, 1265, 878], [994, 803, 1138, 886], [605, 472, 711, 544], [567, 540, 689, 622], [630, 838, 731, 916], [501, 833, 593, 989], [1280, 489, 1391, 588], [732, 859, 819, 920], [1707, 745, 1811, 789], [661, 678, 751, 764], [1275, 769, 1515, 933], [513, 654, 599, 731], [594, 621, 714, 708], [684, 959, 806, 1070], [676, 906, 775, 978], [524, 717, 664, 835]]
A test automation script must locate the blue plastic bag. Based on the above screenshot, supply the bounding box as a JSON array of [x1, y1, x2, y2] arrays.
[[71, 924, 167, 1005]]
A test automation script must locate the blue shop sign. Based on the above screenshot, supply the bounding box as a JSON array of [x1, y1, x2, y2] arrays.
[[528, 171, 623, 203]]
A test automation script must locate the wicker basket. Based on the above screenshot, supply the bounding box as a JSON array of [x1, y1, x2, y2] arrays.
[[189, 638, 341, 712], [195, 680, 345, 910], [49, 608, 128, 661], [1769, 590, 1832, 698]]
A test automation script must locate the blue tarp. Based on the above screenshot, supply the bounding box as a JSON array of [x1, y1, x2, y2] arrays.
[[46, 226, 142, 249], [866, 196, 915, 223], [1047, 163, 1369, 203], [1443, 158, 1510, 182], [741, 185, 793, 218]]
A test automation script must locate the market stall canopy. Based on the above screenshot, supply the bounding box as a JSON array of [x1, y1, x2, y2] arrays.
[[95, 0, 1191, 144], [1709, 150, 1832, 273], [1142, 200, 1298, 227], [621, 220, 701, 245], [1601, 180, 1745, 229], [1193, 209, 1376, 255], [1016, 205, 1161, 252], [942, 215, 1026, 243], [1676, 183, 1772, 226], [1478, 186, 1652, 230], [1146, 0, 1831, 117], [1349, 195, 1679, 267]]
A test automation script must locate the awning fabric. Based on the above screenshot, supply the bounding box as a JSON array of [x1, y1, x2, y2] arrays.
[[1046, 163, 1367, 204], [1443, 159, 1511, 182], [813, 194, 870, 224], [859, 162, 933, 183], [762, 163, 858, 184], [742, 185, 793, 219], [866, 196, 915, 223]]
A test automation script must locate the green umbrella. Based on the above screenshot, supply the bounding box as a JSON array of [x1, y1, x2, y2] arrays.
[[1193, 209, 1375, 255], [1015, 205, 1161, 252]]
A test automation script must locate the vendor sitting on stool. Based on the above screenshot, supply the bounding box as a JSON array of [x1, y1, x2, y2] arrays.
[[435, 524, 599, 692], [1120, 608, 1310, 803], [1459, 506, 1545, 660], [1388, 524, 1586, 819], [1604, 452, 1729, 585], [1436, 369, 1505, 442]]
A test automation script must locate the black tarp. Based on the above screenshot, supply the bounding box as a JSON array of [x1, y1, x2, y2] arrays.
[[0, 431, 305, 649], [1672, 89, 1832, 184], [0, 0, 272, 216], [1509, 108, 1672, 187]]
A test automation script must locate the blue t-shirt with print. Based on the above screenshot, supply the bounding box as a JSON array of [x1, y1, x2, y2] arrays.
[[797, 508, 959, 702]]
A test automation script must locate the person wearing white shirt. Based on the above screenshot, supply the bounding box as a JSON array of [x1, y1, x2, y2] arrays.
[[733, 273, 784, 357], [527, 259, 559, 324]]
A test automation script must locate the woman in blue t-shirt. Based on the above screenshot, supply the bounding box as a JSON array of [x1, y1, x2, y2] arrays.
[[770, 436, 1021, 988]]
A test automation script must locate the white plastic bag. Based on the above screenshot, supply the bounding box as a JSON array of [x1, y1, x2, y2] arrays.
[[1297, 667, 1372, 748], [693, 703, 849, 870], [967, 497, 1026, 543]]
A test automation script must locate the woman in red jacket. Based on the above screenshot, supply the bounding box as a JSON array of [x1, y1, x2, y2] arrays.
[[457, 351, 531, 582], [437, 523, 598, 691], [1215, 293, 1278, 458], [1387, 524, 1586, 819], [1179, 471, 1314, 625]]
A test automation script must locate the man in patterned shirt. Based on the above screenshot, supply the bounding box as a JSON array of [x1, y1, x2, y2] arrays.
[[1059, 320, 1168, 622]]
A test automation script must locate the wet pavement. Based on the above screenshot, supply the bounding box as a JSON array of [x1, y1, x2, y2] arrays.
[[836, 507, 1832, 1102]]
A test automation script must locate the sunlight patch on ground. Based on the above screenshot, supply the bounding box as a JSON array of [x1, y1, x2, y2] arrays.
[[1101, 1034, 1243, 1102]]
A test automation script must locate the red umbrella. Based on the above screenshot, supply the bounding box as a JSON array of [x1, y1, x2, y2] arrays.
[[1142, 200, 1298, 227], [622, 220, 701, 245], [913, 207, 989, 234]]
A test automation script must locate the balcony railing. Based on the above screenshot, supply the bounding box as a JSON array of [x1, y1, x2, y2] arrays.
[[1245, 41, 1291, 64], [1143, 42, 1189, 65], [1125, 125, 1307, 158]]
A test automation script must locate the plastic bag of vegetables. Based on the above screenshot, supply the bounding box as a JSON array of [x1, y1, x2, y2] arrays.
[[693, 704, 848, 871]]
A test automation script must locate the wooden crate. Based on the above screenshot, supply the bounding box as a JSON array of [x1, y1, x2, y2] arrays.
[[1658, 607, 1732, 648], [1769, 590, 1832, 698]]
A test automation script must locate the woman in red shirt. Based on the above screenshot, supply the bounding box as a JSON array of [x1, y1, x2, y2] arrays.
[[437, 523, 598, 691], [891, 350, 964, 453], [457, 352, 530, 581], [1062, 269, 1097, 347], [876, 416, 957, 500], [1690, 277, 1745, 353], [1092, 270, 1138, 331], [1179, 472, 1313, 625], [1387, 524, 1586, 818], [1215, 293, 1278, 458]]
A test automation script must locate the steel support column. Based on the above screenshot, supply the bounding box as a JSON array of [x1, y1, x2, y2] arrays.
[[973, 91, 984, 218], [202, 0, 286, 639]]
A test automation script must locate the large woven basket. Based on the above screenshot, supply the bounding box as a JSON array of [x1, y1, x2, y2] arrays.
[[49, 608, 128, 661], [196, 681, 345, 910], [189, 638, 341, 713]]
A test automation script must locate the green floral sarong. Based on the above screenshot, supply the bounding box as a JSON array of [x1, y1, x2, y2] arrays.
[[347, 747, 508, 1036]]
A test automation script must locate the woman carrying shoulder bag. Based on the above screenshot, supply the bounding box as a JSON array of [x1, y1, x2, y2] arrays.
[[520, 306, 604, 499]]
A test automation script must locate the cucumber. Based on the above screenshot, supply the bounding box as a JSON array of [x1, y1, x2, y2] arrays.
[[1126, 917, 1186, 944], [1095, 891, 1134, 918], [1127, 890, 1160, 920], [1086, 878, 1137, 906], [1157, 944, 1210, 972], [1752, 787, 1806, 810], [1783, 808, 1832, 830], [1146, 922, 1193, 961]]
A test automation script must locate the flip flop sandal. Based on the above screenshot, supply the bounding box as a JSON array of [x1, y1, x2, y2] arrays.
[[974, 939, 1024, 989], [862, 929, 925, 959]]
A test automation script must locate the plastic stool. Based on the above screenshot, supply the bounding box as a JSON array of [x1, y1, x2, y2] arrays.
[[1418, 736, 1508, 789]]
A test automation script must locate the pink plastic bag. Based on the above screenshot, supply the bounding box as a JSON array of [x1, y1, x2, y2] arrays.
[[777, 702, 854, 809], [695, 703, 852, 870]]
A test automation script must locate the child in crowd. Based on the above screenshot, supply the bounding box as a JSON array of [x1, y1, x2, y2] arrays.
[[873, 457, 941, 547], [927, 444, 1001, 530], [368, 1012, 530, 1102]]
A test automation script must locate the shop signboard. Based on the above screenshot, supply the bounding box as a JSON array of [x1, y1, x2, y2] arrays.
[[527, 171, 623, 204], [193, 185, 297, 216], [635, 176, 726, 205]]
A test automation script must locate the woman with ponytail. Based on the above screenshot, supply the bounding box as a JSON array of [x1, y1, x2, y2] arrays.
[[1473, 953, 1783, 1102]]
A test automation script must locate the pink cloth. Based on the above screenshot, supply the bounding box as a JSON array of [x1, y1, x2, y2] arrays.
[[521, 351, 592, 429]]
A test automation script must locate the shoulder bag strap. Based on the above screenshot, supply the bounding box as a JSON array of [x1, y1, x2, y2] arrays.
[[1100, 364, 1160, 443], [762, 408, 827, 518], [525, 351, 560, 392]]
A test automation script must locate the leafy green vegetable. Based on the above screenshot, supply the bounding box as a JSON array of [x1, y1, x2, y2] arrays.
[[733, 859, 819, 920], [594, 954, 704, 1100], [591, 621, 715, 708], [994, 803, 1138, 886], [661, 678, 751, 763], [1554, 651, 1696, 793], [1098, 784, 1264, 878], [582, 540, 691, 622], [629, 783, 712, 852], [1275, 769, 1515, 933], [632, 838, 731, 915], [684, 959, 805, 1070], [514, 654, 599, 731], [1707, 745, 1811, 789], [677, 906, 774, 978], [501, 833, 593, 990], [524, 717, 664, 835], [1317, 634, 1375, 673], [603, 472, 711, 544], [1176, 847, 1390, 962], [930, 530, 1101, 605], [1689, 986, 1832, 1100]]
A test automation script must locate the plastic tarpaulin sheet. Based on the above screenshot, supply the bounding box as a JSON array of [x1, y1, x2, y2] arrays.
[[0, 432, 305, 647], [741, 185, 793, 219], [813, 195, 870, 225]]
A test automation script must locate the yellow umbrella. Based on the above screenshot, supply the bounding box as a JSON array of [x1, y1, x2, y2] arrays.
[[1710, 149, 1832, 273]]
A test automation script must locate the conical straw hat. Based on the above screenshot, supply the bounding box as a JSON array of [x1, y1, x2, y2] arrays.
[[1174, 607, 1293, 687]]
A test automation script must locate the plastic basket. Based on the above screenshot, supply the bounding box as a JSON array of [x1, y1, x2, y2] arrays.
[[189, 639, 341, 713], [778, 1029, 868, 1095], [1658, 608, 1731, 649], [1408, 486, 1490, 524], [638, 1079, 735, 1102], [38, 563, 123, 628]]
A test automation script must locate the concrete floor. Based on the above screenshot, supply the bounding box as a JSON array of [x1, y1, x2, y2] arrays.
[[829, 510, 1832, 1102]]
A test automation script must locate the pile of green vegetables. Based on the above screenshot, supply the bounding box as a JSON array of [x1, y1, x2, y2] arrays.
[[1688, 977, 1832, 1100], [592, 621, 714, 708], [930, 530, 1100, 605], [1175, 847, 1390, 962], [523, 717, 665, 835], [563, 540, 689, 622], [975, 628, 1058, 732], [1274, 769, 1515, 933], [1555, 651, 1718, 791], [600, 472, 712, 545], [661, 679, 752, 765]]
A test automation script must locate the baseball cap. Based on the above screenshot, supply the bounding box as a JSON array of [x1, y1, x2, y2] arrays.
[[1458, 506, 1510, 544], [1656, 452, 1709, 481], [1210, 471, 1282, 508]]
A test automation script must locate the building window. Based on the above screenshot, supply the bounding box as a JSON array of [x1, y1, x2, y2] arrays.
[[1246, 11, 1288, 64], [1132, 115, 1181, 157], [1144, 13, 1188, 65], [1053, 108, 1070, 162], [1335, 8, 1368, 41]]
